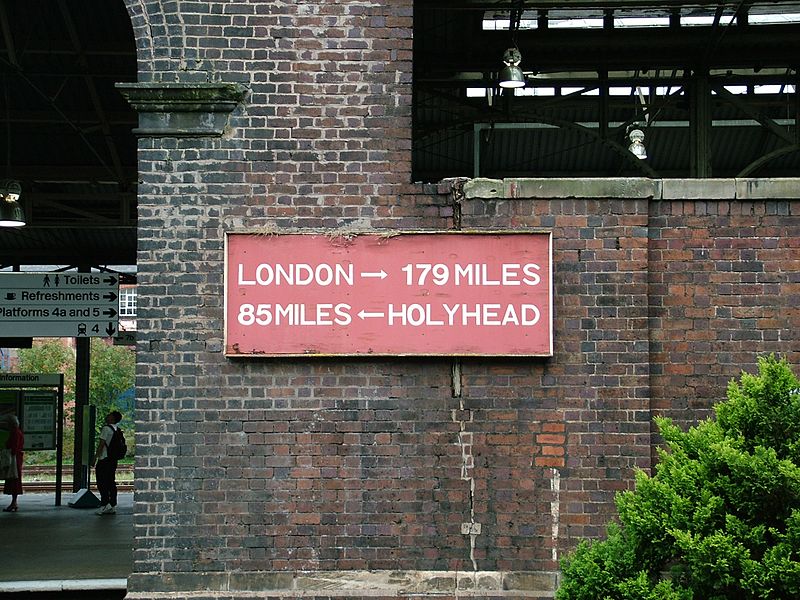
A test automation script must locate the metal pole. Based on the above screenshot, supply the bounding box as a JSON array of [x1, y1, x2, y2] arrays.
[[72, 265, 91, 491], [690, 72, 712, 177], [473, 123, 482, 178], [74, 336, 90, 490], [55, 374, 64, 506]]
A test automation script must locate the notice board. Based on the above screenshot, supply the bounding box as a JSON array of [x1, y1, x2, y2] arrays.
[[21, 390, 57, 450], [225, 232, 552, 357]]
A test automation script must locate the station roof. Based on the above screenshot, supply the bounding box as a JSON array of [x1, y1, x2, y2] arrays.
[[0, 0, 137, 268], [414, 1, 800, 181], [2, 1, 799, 267]]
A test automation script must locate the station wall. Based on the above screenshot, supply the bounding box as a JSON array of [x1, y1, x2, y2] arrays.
[[122, 1, 800, 597]]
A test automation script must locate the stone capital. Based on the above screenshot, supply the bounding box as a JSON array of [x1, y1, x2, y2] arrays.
[[116, 82, 246, 137]]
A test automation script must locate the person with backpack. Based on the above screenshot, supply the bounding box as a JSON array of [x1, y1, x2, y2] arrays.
[[92, 410, 125, 515]]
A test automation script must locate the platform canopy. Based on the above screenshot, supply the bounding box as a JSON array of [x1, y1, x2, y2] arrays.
[[2, 1, 800, 266], [414, 1, 800, 181], [0, 1, 137, 267]]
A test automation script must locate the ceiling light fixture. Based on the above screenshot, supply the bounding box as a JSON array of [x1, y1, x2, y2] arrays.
[[499, 48, 526, 88], [627, 126, 647, 159], [626, 85, 651, 160], [0, 180, 25, 227]]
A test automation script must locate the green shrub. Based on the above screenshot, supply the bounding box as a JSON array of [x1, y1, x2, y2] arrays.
[[557, 355, 800, 600]]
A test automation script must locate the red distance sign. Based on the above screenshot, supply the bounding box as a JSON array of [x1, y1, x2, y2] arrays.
[[225, 232, 552, 357]]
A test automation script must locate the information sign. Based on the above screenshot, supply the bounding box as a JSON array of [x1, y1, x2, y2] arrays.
[[113, 331, 136, 346], [0, 373, 63, 387], [0, 273, 119, 337], [225, 232, 553, 357], [22, 390, 57, 450]]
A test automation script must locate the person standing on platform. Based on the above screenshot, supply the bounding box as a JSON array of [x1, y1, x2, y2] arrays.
[[3, 415, 24, 512], [93, 410, 123, 515]]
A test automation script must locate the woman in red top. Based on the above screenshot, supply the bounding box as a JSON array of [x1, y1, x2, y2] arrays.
[[3, 414, 23, 512]]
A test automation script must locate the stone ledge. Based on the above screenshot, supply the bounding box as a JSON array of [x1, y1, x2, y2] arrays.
[[462, 177, 800, 200], [127, 570, 558, 597], [660, 178, 735, 200], [116, 82, 247, 137], [735, 178, 800, 199], [464, 178, 660, 200]]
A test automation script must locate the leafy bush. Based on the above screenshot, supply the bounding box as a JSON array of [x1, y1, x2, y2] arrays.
[[16, 338, 135, 458], [557, 355, 800, 600]]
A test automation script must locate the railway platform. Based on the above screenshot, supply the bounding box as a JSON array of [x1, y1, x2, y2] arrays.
[[0, 492, 132, 594]]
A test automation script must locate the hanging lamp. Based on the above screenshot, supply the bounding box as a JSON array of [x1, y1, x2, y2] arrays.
[[499, 48, 526, 88], [0, 180, 25, 227]]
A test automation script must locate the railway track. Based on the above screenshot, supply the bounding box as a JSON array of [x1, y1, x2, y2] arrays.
[[23, 464, 134, 494]]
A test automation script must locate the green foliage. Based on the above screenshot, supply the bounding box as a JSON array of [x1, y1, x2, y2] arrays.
[[557, 355, 800, 600], [15, 338, 135, 457], [88, 338, 135, 454], [88, 338, 134, 415], [17, 340, 76, 375], [717, 355, 800, 463], [556, 524, 693, 600]]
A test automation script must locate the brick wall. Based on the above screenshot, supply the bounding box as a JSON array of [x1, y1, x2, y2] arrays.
[[123, 1, 800, 598], [457, 196, 653, 555], [648, 198, 800, 430]]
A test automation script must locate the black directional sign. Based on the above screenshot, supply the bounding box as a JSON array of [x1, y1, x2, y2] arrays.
[[0, 273, 120, 337]]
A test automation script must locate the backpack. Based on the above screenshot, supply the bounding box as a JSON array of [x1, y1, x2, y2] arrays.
[[107, 426, 127, 460]]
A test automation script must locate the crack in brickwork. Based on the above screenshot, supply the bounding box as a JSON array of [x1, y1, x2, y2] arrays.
[[549, 468, 561, 564], [452, 364, 478, 572]]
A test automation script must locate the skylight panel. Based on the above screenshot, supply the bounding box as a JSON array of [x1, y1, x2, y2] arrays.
[[754, 84, 794, 94], [749, 13, 800, 24], [515, 87, 555, 96], [482, 7, 800, 30], [614, 17, 670, 28], [548, 17, 603, 29]]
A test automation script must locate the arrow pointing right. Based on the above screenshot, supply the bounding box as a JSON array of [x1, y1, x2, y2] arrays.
[[103, 276, 118, 286], [103, 308, 118, 318], [360, 270, 388, 280], [103, 292, 118, 302]]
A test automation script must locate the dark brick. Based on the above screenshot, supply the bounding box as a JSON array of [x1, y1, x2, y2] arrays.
[[125, 1, 800, 598]]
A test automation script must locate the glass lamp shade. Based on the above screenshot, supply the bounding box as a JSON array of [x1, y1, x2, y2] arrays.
[[627, 129, 647, 160], [0, 197, 26, 227], [499, 64, 526, 88]]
